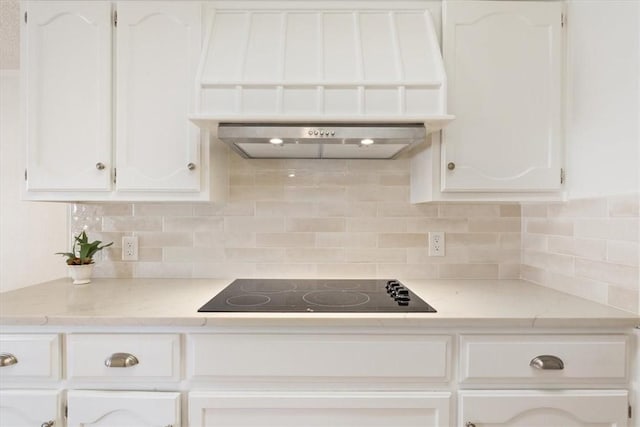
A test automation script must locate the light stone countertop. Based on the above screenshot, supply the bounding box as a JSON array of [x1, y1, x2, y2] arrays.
[[0, 278, 638, 328]]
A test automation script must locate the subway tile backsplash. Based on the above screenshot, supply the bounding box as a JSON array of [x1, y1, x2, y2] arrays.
[[72, 157, 521, 281], [522, 193, 640, 314], [70, 157, 639, 314]]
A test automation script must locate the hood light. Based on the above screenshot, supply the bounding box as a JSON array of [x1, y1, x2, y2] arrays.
[[360, 138, 374, 146], [269, 138, 283, 145]]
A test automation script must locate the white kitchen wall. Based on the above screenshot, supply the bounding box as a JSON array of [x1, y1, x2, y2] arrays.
[[77, 154, 522, 280], [0, 70, 68, 292], [565, 0, 639, 198], [521, 0, 640, 315]]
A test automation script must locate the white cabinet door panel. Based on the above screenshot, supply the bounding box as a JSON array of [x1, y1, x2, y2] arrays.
[[189, 391, 451, 427], [67, 390, 180, 427], [115, 1, 201, 192], [459, 390, 628, 427], [0, 390, 60, 427], [442, 1, 563, 192], [23, 1, 112, 191]]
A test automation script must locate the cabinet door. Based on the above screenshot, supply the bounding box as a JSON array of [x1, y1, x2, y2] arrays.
[[0, 390, 60, 427], [459, 390, 628, 427], [115, 1, 201, 192], [67, 390, 180, 427], [442, 1, 563, 192], [23, 1, 112, 191], [189, 392, 451, 427]]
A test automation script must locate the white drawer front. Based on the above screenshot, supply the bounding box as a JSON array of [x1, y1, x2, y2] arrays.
[[189, 391, 451, 427], [0, 334, 60, 381], [67, 334, 180, 381], [460, 335, 628, 384], [188, 333, 450, 382]]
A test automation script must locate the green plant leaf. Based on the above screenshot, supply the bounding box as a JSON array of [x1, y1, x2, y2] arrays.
[[62, 232, 113, 264]]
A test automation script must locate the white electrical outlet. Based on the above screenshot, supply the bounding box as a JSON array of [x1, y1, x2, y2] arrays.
[[428, 231, 445, 257], [122, 236, 138, 261]]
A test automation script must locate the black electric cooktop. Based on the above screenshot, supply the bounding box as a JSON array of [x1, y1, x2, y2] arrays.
[[198, 279, 437, 313]]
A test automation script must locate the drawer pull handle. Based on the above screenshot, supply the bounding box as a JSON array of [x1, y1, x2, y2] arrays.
[[0, 353, 18, 367], [105, 352, 139, 368], [530, 355, 564, 370], [465, 423, 476, 427], [41, 421, 54, 427]]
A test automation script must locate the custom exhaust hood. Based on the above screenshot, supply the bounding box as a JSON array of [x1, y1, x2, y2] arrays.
[[191, 1, 454, 159]]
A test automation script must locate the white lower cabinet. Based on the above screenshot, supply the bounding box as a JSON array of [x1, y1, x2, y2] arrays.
[[0, 390, 60, 427], [459, 390, 629, 427], [189, 391, 451, 427], [67, 390, 181, 427], [0, 330, 634, 426]]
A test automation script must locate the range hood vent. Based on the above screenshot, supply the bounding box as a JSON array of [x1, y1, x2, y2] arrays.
[[218, 123, 425, 159], [191, 1, 454, 158]]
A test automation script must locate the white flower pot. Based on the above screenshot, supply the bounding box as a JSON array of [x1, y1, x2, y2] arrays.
[[69, 264, 94, 285]]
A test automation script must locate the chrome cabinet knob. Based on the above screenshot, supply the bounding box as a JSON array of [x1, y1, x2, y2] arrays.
[[530, 355, 564, 370], [41, 421, 54, 427], [96, 162, 106, 170], [187, 162, 196, 171], [104, 352, 139, 368], [447, 162, 456, 170], [0, 353, 18, 367]]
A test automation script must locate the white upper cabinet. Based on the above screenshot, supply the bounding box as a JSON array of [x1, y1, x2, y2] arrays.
[[441, 1, 563, 193], [22, 1, 221, 202], [115, 1, 201, 192], [22, 1, 112, 192]]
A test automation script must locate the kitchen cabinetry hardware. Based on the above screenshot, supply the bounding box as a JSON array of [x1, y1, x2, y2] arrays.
[[96, 162, 105, 170], [187, 162, 196, 171], [447, 162, 456, 170], [24, 11, 27, 23], [0, 353, 18, 367], [24, 169, 27, 181], [561, 167, 566, 184], [530, 355, 564, 370], [113, 10, 117, 27], [465, 422, 476, 427], [104, 352, 139, 368], [41, 421, 54, 427]]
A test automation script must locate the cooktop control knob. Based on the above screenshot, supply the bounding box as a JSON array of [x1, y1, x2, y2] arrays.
[[386, 280, 401, 293], [396, 297, 410, 306]]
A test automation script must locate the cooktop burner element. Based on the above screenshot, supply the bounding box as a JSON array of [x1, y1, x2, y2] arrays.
[[198, 279, 437, 313]]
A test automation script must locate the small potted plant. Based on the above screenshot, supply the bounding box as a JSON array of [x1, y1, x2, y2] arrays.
[[56, 231, 113, 285]]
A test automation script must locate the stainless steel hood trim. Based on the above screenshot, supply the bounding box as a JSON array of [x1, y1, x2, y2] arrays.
[[217, 123, 427, 159]]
